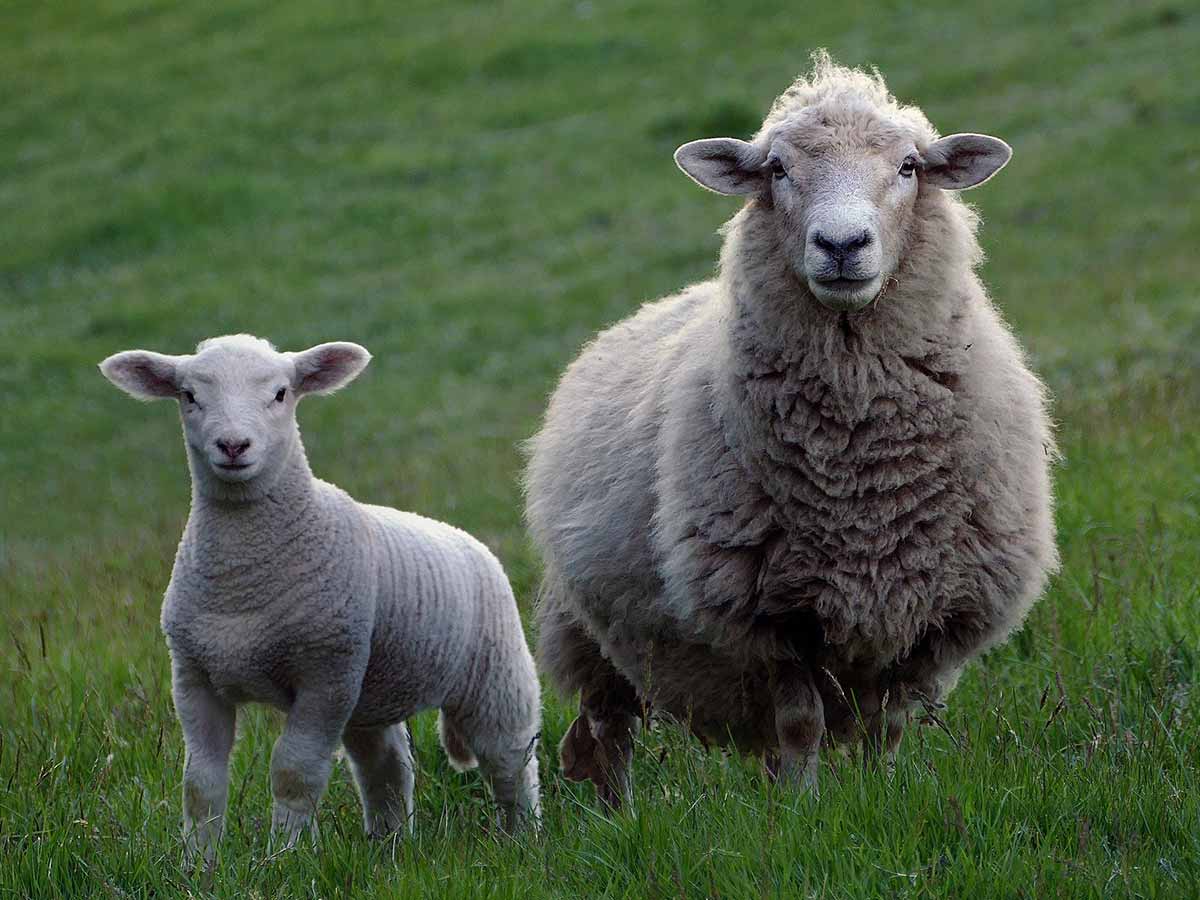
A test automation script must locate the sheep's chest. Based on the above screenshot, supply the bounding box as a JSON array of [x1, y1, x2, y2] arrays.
[[747, 351, 977, 655]]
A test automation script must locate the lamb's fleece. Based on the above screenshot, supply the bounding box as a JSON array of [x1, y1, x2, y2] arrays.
[[526, 55, 1057, 804], [100, 335, 540, 864]]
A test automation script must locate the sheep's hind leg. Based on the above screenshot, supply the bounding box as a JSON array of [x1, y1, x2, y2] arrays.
[[771, 665, 825, 795], [342, 723, 414, 838]]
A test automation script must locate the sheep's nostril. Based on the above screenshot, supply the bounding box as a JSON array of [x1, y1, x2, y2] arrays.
[[216, 438, 252, 459], [812, 230, 873, 261]]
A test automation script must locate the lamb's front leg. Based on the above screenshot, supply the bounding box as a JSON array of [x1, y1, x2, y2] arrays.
[[770, 665, 825, 794], [173, 661, 236, 867], [269, 683, 358, 849]]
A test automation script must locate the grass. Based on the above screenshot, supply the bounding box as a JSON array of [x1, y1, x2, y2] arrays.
[[2, 0, 1199, 896]]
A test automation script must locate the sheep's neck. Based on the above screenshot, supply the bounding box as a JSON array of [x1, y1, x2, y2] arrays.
[[715, 202, 971, 502]]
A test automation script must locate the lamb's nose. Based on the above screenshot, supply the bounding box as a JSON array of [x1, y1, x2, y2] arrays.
[[216, 438, 252, 459], [813, 229, 873, 261]]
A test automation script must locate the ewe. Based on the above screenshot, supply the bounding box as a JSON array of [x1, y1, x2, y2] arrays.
[[100, 335, 540, 863], [526, 55, 1057, 807]]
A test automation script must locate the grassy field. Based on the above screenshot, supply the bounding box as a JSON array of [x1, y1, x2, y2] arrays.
[[2, 0, 1199, 896]]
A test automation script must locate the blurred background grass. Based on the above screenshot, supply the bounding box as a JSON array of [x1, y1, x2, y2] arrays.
[[1, 1, 1199, 897]]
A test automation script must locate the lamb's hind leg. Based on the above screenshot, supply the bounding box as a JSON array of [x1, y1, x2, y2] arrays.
[[771, 665, 825, 795], [342, 723, 414, 838], [539, 606, 639, 811]]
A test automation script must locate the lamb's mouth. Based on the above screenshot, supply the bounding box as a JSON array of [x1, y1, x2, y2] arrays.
[[808, 274, 882, 312], [212, 460, 258, 480]]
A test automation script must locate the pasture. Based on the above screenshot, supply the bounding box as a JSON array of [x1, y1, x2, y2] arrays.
[[2, 0, 1198, 896]]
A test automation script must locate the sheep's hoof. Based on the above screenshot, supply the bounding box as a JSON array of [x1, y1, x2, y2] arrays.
[[559, 715, 631, 810], [559, 715, 603, 784]]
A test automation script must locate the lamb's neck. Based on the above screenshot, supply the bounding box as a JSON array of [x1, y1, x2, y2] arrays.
[[180, 439, 333, 586]]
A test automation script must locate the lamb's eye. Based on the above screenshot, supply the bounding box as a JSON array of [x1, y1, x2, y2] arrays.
[[899, 157, 918, 178], [274, 388, 287, 403], [182, 390, 196, 404], [768, 158, 788, 180]]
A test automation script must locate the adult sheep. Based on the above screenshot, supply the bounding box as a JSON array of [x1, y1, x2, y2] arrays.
[[525, 54, 1057, 807], [100, 335, 541, 864]]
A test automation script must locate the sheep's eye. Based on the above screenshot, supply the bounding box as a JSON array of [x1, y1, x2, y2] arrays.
[[899, 157, 918, 178], [768, 158, 787, 180], [274, 388, 287, 403], [182, 390, 196, 405]]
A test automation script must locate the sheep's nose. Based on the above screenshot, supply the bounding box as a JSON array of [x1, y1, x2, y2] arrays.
[[812, 229, 873, 261], [216, 437, 252, 459]]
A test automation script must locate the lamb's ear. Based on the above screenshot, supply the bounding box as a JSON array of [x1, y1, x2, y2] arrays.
[[674, 138, 766, 196], [291, 342, 371, 395], [923, 134, 1012, 190], [98, 350, 184, 400]]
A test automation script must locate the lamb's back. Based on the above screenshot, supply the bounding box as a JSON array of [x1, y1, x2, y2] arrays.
[[351, 505, 515, 726]]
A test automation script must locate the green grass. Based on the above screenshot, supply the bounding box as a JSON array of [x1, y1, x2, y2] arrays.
[[2, 0, 1199, 896]]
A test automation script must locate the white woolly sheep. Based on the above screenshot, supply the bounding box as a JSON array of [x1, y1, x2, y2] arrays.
[[525, 53, 1057, 807], [100, 334, 540, 863]]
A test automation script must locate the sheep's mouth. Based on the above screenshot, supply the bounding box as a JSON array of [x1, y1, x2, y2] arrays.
[[808, 274, 882, 312], [216, 462, 251, 470]]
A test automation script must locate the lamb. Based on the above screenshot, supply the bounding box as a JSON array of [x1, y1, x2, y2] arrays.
[[99, 334, 540, 863], [525, 53, 1057, 807]]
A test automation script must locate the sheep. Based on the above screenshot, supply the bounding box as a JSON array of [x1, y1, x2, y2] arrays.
[[525, 53, 1057, 807], [99, 334, 541, 864]]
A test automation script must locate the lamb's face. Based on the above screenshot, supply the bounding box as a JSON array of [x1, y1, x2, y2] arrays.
[[674, 96, 1011, 313], [99, 335, 371, 494], [174, 341, 299, 484]]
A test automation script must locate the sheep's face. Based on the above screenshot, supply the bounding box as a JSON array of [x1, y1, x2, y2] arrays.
[[100, 335, 371, 495], [674, 104, 1010, 313]]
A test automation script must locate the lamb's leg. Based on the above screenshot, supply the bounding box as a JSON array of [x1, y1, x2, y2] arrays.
[[474, 743, 541, 833], [342, 723, 414, 838], [173, 661, 236, 867], [269, 686, 357, 849], [771, 665, 824, 795]]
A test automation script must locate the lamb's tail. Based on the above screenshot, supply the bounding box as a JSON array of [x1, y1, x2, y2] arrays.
[[438, 712, 478, 772]]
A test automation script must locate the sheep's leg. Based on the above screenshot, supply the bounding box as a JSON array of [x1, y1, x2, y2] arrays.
[[538, 607, 639, 811], [562, 681, 640, 811], [342, 723, 414, 838], [771, 666, 824, 795], [269, 686, 357, 849], [173, 661, 236, 867]]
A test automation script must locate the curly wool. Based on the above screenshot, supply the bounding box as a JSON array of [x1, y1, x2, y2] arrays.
[[526, 59, 1057, 753]]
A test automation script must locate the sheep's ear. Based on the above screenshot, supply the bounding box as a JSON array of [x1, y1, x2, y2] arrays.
[[98, 350, 183, 400], [923, 133, 1012, 190], [674, 138, 766, 196], [291, 342, 371, 395]]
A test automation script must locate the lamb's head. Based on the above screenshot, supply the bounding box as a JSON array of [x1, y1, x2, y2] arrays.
[[99, 334, 370, 494], [674, 54, 1011, 312]]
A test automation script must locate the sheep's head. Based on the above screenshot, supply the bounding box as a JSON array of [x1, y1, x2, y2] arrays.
[[674, 56, 1010, 313], [99, 334, 370, 494]]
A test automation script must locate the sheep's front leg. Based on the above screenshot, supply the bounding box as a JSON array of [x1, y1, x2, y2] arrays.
[[771, 666, 824, 795], [270, 685, 358, 849], [173, 661, 236, 867]]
